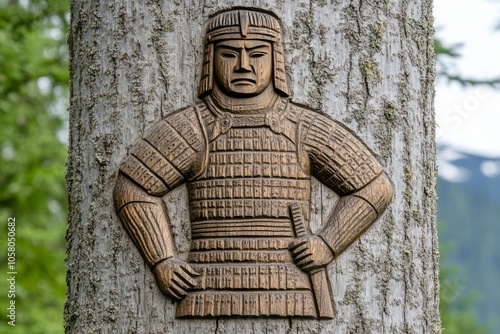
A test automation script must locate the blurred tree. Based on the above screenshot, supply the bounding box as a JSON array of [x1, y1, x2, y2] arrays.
[[435, 36, 500, 87], [439, 236, 490, 333], [0, 0, 68, 333], [435, 23, 498, 334], [65, 0, 439, 332]]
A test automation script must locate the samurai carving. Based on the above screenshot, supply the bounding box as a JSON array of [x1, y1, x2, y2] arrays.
[[113, 8, 393, 319]]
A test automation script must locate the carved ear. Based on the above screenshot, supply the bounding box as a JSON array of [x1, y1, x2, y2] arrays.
[[198, 43, 214, 98]]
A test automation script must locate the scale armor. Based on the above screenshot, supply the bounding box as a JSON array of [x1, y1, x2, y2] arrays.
[[176, 98, 316, 317], [116, 98, 389, 317]]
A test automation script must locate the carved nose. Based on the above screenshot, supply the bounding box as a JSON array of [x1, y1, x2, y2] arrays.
[[236, 50, 251, 72]]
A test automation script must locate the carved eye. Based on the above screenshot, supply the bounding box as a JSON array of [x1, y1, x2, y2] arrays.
[[250, 52, 266, 58], [221, 52, 237, 58]]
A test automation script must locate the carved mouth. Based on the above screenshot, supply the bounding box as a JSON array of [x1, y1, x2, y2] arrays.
[[231, 78, 256, 84]]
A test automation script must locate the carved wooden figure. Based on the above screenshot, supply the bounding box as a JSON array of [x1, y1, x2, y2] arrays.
[[113, 8, 393, 319]]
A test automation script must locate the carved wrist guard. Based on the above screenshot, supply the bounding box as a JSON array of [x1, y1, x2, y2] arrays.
[[319, 173, 393, 255], [114, 174, 175, 266], [118, 202, 174, 266]]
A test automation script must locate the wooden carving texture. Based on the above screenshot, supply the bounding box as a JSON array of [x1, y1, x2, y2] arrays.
[[113, 8, 393, 319]]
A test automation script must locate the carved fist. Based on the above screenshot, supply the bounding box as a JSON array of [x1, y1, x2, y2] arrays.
[[153, 258, 200, 301], [289, 236, 334, 273]]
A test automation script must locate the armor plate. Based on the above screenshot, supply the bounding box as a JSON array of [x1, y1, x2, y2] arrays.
[[177, 102, 316, 317]]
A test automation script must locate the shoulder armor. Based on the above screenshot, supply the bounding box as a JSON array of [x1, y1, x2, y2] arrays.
[[119, 106, 208, 196], [299, 108, 383, 195]]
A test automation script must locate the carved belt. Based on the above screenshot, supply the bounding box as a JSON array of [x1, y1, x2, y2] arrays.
[[188, 249, 293, 263], [190, 238, 291, 251], [190, 264, 310, 290]]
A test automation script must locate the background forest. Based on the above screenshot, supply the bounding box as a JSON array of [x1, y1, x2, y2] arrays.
[[0, 0, 497, 333]]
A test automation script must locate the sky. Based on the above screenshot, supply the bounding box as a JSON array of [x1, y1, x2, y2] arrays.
[[434, 0, 500, 158]]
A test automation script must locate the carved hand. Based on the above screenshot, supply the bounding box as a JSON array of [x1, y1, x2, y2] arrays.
[[153, 258, 200, 301], [289, 236, 334, 273]]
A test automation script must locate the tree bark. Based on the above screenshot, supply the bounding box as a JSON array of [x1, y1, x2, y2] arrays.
[[66, 0, 438, 333]]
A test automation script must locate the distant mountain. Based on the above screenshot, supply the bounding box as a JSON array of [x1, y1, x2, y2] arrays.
[[437, 145, 500, 331]]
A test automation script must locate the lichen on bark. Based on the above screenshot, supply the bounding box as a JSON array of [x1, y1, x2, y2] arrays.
[[66, 0, 438, 333]]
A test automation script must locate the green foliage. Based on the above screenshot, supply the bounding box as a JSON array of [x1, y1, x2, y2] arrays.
[[435, 17, 500, 330], [435, 16, 500, 334], [0, 1, 68, 333], [439, 236, 490, 334], [438, 175, 500, 333], [435, 36, 500, 87]]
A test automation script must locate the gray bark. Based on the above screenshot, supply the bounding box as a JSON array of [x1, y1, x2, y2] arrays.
[[66, 0, 438, 333]]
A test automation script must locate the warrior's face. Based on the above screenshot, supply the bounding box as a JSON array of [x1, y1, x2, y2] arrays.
[[213, 39, 273, 97]]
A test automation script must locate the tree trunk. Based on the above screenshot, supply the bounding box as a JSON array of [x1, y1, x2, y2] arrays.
[[66, 0, 438, 333]]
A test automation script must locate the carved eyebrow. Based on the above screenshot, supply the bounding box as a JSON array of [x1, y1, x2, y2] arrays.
[[245, 45, 269, 50], [216, 45, 242, 51], [216, 43, 270, 51], [246, 44, 270, 51]]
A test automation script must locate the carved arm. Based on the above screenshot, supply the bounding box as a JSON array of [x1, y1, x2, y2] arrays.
[[114, 173, 175, 266], [114, 173, 200, 300], [113, 107, 207, 299], [299, 111, 394, 259], [318, 172, 393, 256]]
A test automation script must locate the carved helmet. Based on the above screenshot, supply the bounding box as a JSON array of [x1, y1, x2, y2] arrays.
[[198, 9, 290, 98]]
